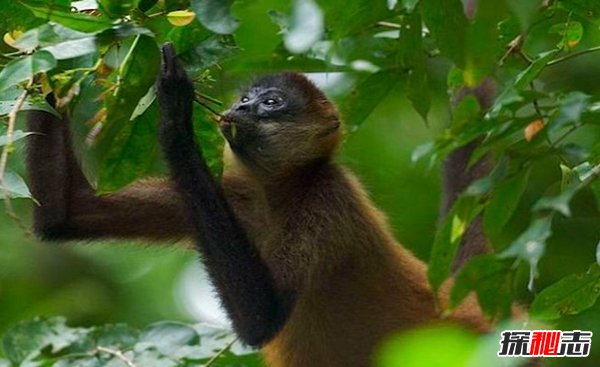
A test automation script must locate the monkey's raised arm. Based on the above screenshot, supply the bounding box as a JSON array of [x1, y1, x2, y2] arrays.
[[26, 97, 191, 242], [155, 44, 292, 346]]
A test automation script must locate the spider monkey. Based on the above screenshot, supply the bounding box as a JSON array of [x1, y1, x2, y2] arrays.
[[26, 44, 489, 367]]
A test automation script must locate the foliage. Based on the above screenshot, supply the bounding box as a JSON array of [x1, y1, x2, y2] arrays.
[[0, 0, 600, 366], [0, 317, 261, 366]]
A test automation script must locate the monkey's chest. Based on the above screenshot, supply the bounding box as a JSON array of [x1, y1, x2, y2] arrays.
[[261, 266, 433, 367]]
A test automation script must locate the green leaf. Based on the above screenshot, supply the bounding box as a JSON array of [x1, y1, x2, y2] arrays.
[[0, 100, 60, 117], [513, 50, 559, 90], [501, 215, 553, 291], [98, 0, 140, 18], [42, 37, 98, 60], [338, 70, 400, 130], [483, 168, 531, 237], [191, 0, 239, 34], [428, 195, 482, 293], [530, 264, 600, 320], [421, 0, 468, 67], [465, 0, 503, 85], [95, 35, 160, 192], [533, 184, 578, 216], [401, 11, 430, 121], [550, 91, 590, 133], [558, 0, 600, 21], [98, 101, 159, 192], [1, 169, 34, 200], [0, 130, 33, 146], [284, 0, 324, 54], [0, 51, 56, 92], [2, 317, 88, 364], [450, 255, 514, 318], [140, 321, 199, 358], [505, 0, 542, 29], [130, 86, 156, 121], [549, 21, 584, 49], [12, 24, 60, 51], [463, 156, 509, 196], [451, 95, 480, 129], [22, 1, 114, 33], [181, 34, 239, 71]]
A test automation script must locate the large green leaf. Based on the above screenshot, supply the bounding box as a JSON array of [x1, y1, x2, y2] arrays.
[[421, 0, 468, 67], [98, 101, 160, 192], [43, 37, 98, 60], [450, 255, 514, 318], [483, 168, 531, 237], [400, 11, 430, 121], [0, 51, 57, 92], [338, 70, 401, 129], [1, 169, 34, 200], [22, 1, 114, 33], [465, 0, 504, 85], [191, 0, 239, 34], [0, 130, 33, 146], [95, 35, 160, 192], [513, 50, 559, 90], [531, 263, 600, 320]]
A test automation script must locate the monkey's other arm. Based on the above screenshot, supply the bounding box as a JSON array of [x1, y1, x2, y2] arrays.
[[155, 44, 293, 346], [26, 96, 191, 241]]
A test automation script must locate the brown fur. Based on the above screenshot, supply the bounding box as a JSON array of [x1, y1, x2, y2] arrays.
[[221, 150, 488, 367]]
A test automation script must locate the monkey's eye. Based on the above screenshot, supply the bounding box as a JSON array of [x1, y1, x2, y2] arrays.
[[240, 96, 250, 103], [262, 98, 282, 107]]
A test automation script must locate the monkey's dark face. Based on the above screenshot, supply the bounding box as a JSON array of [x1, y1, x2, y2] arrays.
[[220, 72, 341, 174]]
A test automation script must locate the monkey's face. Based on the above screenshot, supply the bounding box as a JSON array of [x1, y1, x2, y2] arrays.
[[220, 73, 341, 174]]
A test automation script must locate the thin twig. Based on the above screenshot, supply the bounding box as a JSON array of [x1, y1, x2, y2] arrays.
[[547, 45, 600, 66], [193, 97, 223, 118], [204, 337, 238, 366], [0, 78, 33, 234], [552, 123, 581, 147], [498, 35, 523, 66], [581, 162, 600, 187], [96, 346, 137, 367], [196, 92, 223, 106], [376, 21, 401, 29]]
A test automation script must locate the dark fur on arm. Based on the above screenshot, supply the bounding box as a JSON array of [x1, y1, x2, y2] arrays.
[[155, 44, 293, 346], [26, 96, 191, 242]]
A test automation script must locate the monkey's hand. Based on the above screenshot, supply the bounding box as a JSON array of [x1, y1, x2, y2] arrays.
[[156, 43, 195, 148]]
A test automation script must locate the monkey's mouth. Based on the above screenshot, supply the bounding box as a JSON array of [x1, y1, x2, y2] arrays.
[[219, 116, 238, 142]]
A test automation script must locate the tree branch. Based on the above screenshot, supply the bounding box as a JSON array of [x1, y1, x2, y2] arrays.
[[95, 346, 137, 367], [204, 337, 238, 366], [0, 78, 33, 234]]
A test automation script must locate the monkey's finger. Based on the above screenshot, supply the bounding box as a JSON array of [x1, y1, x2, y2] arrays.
[[161, 43, 176, 75]]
